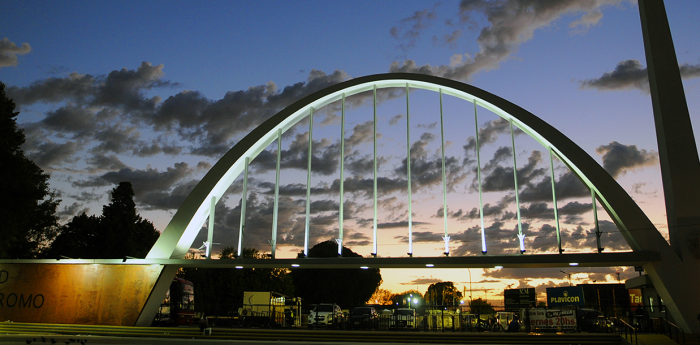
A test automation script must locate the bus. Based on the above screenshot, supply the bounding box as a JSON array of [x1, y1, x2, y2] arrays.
[[154, 277, 195, 326]]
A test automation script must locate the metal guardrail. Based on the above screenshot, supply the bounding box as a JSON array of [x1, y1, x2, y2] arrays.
[[611, 317, 637, 345], [662, 319, 684, 345]]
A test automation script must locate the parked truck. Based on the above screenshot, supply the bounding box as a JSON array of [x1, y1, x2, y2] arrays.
[[238, 291, 299, 328]]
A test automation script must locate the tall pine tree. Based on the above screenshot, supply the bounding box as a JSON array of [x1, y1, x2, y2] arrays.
[[46, 182, 160, 259], [0, 82, 59, 258]]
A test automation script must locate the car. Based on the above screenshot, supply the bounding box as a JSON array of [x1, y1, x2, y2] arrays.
[[390, 308, 416, 329], [308, 303, 344, 328], [578, 308, 605, 332], [350, 306, 378, 329]]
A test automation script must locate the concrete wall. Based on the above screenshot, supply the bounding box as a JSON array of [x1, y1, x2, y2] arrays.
[[0, 264, 163, 326]]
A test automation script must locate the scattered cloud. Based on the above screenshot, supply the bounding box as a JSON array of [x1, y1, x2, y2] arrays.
[[432, 30, 461, 48], [401, 277, 444, 285], [57, 202, 89, 218], [479, 149, 546, 193], [463, 118, 520, 154], [72, 162, 194, 196], [518, 170, 590, 203], [38, 64, 70, 75], [151, 69, 350, 156], [85, 154, 128, 173], [8, 62, 175, 111], [69, 191, 102, 203], [390, 7, 439, 52], [139, 179, 200, 211], [579, 59, 700, 92], [390, 0, 630, 81], [25, 140, 82, 170], [389, 114, 404, 125], [596, 141, 658, 178], [0, 37, 31, 68], [680, 63, 700, 79], [579, 60, 649, 92], [569, 9, 603, 34], [482, 266, 633, 283]]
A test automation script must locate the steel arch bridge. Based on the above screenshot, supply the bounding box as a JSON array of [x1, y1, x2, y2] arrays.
[[140, 73, 697, 331], [147, 73, 662, 260]]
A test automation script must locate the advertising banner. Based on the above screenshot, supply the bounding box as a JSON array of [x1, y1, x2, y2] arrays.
[[546, 286, 585, 307], [504, 288, 536, 311], [528, 308, 577, 330]]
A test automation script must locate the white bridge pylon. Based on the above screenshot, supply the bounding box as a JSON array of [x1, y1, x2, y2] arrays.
[[143, 73, 699, 332]]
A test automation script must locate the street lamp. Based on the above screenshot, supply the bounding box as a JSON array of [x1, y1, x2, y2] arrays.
[[409, 294, 413, 309], [468, 268, 473, 303], [560, 270, 572, 286]]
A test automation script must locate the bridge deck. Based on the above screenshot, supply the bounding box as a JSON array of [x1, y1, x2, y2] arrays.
[[1, 251, 659, 268]]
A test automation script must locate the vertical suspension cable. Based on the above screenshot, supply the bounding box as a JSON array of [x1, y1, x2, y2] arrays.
[[593, 189, 602, 253], [440, 89, 449, 255], [474, 101, 487, 254], [337, 94, 346, 256], [373, 85, 378, 256], [304, 108, 314, 257], [510, 120, 525, 253], [549, 148, 562, 254], [271, 128, 281, 258], [206, 196, 216, 259], [406, 84, 413, 256], [237, 157, 250, 257]]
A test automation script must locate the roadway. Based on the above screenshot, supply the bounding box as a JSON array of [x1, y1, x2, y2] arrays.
[[0, 322, 625, 344]]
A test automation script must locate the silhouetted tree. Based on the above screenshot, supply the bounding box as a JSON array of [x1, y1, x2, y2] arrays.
[[0, 82, 59, 258], [99, 182, 159, 258], [177, 247, 294, 312], [290, 240, 382, 308], [45, 213, 101, 258], [45, 182, 159, 258], [425, 281, 463, 307], [391, 289, 424, 308], [368, 288, 394, 305], [469, 297, 495, 315]]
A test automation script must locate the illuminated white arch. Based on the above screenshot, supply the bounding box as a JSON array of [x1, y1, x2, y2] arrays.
[[147, 73, 665, 260]]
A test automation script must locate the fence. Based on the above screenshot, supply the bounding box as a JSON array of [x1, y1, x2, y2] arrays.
[[162, 301, 683, 340]]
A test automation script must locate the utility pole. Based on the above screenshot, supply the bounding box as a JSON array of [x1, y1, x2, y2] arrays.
[[560, 270, 572, 286]]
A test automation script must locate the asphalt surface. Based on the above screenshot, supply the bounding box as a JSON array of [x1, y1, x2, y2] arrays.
[[0, 322, 626, 345]]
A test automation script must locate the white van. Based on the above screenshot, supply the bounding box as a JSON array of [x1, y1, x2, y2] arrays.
[[390, 308, 416, 328]]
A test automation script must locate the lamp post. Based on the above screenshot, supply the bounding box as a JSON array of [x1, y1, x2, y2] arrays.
[[468, 268, 473, 302], [560, 270, 572, 286]]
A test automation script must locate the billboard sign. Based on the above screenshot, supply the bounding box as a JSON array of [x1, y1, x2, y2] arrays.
[[546, 286, 584, 307], [504, 288, 536, 311], [629, 288, 643, 310], [528, 308, 577, 330]]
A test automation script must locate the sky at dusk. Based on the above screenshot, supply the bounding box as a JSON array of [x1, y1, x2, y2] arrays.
[[2, 0, 700, 304]]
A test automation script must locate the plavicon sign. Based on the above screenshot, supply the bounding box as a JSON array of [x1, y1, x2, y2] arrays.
[[546, 286, 584, 307]]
